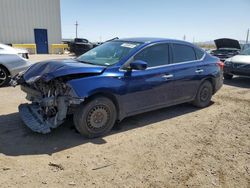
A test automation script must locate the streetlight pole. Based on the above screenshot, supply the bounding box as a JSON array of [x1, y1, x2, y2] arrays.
[[75, 21, 78, 38]]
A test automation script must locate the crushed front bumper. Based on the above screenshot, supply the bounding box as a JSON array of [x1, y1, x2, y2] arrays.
[[19, 104, 53, 134]]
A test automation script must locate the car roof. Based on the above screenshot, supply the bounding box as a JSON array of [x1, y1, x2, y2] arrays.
[[115, 37, 193, 45]]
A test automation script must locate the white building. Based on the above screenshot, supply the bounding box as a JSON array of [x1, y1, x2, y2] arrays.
[[0, 0, 62, 54]]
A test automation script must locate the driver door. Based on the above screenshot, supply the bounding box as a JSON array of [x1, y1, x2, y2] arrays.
[[121, 43, 174, 116]]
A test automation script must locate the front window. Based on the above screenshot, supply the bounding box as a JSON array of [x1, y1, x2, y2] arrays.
[[77, 41, 142, 66], [134, 44, 170, 67], [239, 48, 250, 55]]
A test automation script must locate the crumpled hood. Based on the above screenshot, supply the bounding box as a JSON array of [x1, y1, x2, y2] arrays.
[[23, 59, 106, 82], [214, 38, 241, 49]]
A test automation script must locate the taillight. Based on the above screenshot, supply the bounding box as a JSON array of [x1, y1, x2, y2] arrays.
[[217, 61, 224, 70]]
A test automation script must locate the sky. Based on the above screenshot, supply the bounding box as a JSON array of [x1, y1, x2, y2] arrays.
[[61, 0, 250, 42]]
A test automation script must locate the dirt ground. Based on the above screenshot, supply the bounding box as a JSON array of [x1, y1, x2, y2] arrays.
[[0, 55, 249, 188]]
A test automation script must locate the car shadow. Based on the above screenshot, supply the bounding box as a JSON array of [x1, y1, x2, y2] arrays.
[[0, 103, 207, 156], [224, 77, 250, 89], [0, 84, 11, 88]]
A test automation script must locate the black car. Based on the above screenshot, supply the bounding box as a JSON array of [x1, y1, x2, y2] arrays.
[[67, 37, 119, 56], [210, 38, 241, 61], [68, 38, 94, 56]]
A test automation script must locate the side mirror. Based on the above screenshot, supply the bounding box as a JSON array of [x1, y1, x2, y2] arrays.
[[130, 60, 148, 70]]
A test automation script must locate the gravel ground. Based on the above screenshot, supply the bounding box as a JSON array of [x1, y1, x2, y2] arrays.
[[0, 55, 249, 188]]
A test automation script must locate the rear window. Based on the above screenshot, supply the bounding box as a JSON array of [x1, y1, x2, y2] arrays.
[[195, 48, 205, 60], [172, 44, 196, 63]]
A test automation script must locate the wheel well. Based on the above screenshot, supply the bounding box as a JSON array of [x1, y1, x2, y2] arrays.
[[0, 64, 11, 76], [84, 92, 120, 119]]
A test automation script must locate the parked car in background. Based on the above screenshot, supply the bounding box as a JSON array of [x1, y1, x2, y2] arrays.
[[13, 38, 223, 138], [0, 43, 29, 59], [224, 47, 250, 79], [67, 37, 120, 56], [210, 38, 241, 61], [0, 44, 32, 86], [68, 38, 94, 56]]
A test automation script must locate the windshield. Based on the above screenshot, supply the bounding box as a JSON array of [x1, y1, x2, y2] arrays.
[[241, 44, 250, 51], [77, 41, 142, 66], [239, 48, 250, 55]]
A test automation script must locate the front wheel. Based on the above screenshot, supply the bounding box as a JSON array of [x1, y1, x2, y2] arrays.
[[192, 81, 213, 108], [73, 97, 117, 138]]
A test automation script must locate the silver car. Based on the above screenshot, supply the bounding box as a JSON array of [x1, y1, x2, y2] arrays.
[[224, 48, 250, 79], [0, 43, 32, 86]]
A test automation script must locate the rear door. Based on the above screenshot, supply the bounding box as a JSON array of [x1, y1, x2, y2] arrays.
[[168, 43, 205, 103]]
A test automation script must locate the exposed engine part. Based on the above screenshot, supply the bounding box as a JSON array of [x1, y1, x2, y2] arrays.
[[18, 78, 84, 133]]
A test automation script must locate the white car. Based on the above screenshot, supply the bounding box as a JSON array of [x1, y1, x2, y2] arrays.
[[224, 48, 250, 79], [0, 43, 32, 87]]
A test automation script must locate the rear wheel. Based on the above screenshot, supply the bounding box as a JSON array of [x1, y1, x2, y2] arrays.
[[192, 81, 213, 108], [73, 97, 117, 138], [0, 66, 10, 87], [223, 73, 233, 80]]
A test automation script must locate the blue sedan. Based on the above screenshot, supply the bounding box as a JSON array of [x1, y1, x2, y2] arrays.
[[14, 38, 223, 138]]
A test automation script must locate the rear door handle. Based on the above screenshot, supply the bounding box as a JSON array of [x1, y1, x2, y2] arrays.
[[195, 69, 204, 73], [162, 74, 173, 79]]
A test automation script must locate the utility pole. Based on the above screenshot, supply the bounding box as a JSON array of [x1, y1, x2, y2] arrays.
[[75, 21, 78, 38], [246, 28, 249, 44]]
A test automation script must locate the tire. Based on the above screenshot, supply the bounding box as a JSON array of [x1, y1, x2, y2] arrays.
[[73, 96, 117, 138], [192, 81, 213, 108], [0, 66, 10, 87], [223, 73, 233, 80]]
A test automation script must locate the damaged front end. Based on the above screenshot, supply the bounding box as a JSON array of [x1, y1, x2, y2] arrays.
[[12, 58, 106, 134], [15, 76, 83, 134]]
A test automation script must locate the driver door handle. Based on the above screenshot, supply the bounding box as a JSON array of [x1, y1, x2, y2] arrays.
[[162, 74, 173, 79]]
